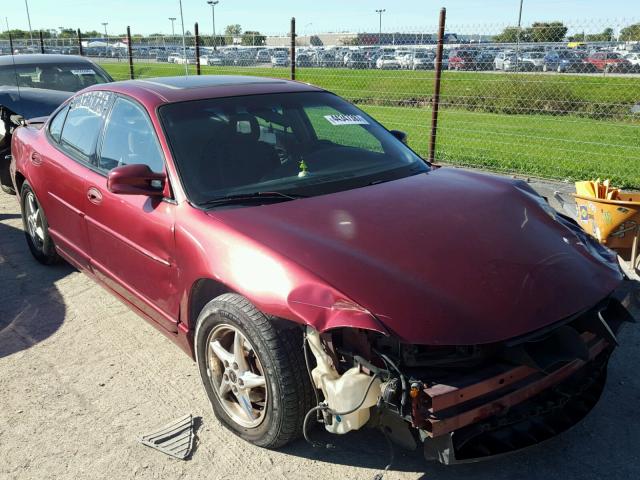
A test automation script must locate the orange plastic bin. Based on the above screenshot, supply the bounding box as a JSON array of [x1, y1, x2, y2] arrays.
[[573, 192, 640, 275]]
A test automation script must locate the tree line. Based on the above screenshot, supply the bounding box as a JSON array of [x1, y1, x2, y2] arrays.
[[493, 22, 640, 43], [0, 24, 266, 46], [2, 22, 640, 44]]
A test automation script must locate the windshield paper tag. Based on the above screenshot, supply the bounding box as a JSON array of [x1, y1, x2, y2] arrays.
[[70, 69, 95, 75], [324, 114, 369, 126]]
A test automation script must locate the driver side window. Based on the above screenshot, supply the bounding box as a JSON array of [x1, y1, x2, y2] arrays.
[[99, 97, 165, 174]]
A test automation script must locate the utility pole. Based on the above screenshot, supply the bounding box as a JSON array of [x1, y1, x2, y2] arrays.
[[24, 0, 34, 46], [375, 9, 385, 48], [515, 0, 524, 69], [178, 0, 188, 75], [102, 22, 108, 56], [207, 1, 219, 51]]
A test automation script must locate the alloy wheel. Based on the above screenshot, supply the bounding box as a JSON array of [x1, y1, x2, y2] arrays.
[[24, 192, 45, 251], [205, 324, 268, 428]]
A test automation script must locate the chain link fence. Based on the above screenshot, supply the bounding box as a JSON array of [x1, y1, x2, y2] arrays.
[[2, 16, 639, 187]]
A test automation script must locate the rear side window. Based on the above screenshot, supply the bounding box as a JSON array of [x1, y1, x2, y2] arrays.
[[60, 91, 112, 158], [48, 105, 70, 143]]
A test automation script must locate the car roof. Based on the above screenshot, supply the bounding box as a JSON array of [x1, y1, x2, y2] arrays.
[[0, 54, 96, 67], [84, 75, 324, 105]]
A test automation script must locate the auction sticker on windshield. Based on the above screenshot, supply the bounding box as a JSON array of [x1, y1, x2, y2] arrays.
[[324, 114, 369, 126]]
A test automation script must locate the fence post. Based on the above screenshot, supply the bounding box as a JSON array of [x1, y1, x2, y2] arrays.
[[39, 30, 45, 53], [429, 7, 446, 164], [126, 26, 134, 80], [195, 22, 201, 75], [290, 17, 296, 80], [77, 29, 84, 56]]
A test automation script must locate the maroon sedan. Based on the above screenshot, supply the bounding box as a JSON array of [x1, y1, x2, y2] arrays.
[[585, 52, 632, 72], [10, 76, 631, 463]]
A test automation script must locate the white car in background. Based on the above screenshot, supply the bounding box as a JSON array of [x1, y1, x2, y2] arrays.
[[624, 52, 640, 66], [200, 54, 224, 66], [174, 54, 196, 65], [411, 50, 435, 70], [271, 51, 289, 67], [167, 52, 181, 64], [376, 55, 401, 69]]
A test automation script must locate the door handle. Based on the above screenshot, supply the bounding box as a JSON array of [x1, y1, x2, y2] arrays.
[[87, 186, 103, 205], [30, 152, 42, 166]]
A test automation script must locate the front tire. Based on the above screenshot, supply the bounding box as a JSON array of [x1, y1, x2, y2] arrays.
[[20, 182, 60, 265], [195, 293, 314, 448]]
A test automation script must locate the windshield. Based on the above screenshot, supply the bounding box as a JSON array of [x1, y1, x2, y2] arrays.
[[0, 62, 110, 91], [159, 91, 428, 206]]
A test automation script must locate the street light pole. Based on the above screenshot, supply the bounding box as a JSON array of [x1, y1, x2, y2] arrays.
[[515, 0, 524, 69], [207, 1, 219, 51], [102, 22, 108, 55], [375, 9, 385, 48], [169, 17, 176, 37], [24, 0, 34, 46], [178, 0, 188, 75]]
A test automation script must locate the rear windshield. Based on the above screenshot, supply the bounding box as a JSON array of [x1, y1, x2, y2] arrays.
[[159, 91, 427, 205], [0, 62, 110, 91]]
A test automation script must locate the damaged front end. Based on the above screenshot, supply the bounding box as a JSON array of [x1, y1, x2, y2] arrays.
[[303, 293, 634, 464]]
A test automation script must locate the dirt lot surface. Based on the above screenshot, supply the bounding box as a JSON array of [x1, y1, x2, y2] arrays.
[[1, 178, 639, 480]]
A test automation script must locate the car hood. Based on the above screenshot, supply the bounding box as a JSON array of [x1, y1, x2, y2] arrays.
[[0, 86, 71, 119], [209, 168, 622, 345]]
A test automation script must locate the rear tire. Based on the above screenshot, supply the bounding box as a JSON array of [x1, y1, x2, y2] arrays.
[[195, 293, 314, 448], [20, 182, 60, 265]]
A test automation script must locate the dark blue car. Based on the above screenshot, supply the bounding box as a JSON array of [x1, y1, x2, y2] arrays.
[[0, 54, 112, 193]]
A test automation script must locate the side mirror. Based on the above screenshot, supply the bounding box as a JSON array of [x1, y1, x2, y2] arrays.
[[107, 164, 165, 197], [390, 129, 408, 145]]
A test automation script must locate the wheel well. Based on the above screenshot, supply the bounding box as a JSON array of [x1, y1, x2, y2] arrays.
[[188, 278, 233, 328], [14, 171, 25, 193]]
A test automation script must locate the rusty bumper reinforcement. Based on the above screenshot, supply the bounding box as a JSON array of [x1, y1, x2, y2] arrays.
[[421, 332, 605, 437], [415, 331, 610, 464]]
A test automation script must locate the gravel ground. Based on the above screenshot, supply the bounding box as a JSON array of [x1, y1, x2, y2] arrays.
[[0, 176, 639, 480]]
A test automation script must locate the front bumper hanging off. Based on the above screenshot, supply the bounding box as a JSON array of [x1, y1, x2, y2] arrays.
[[413, 295, 635, 464]]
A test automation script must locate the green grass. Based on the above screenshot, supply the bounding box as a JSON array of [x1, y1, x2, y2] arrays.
[[363, 105, 640, 187], [100, 62, 640, 187]]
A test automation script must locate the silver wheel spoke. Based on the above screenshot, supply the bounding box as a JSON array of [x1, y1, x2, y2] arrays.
[[28, 195, 37, 215], [218, 379, 232, 397], [34, 226, 45, 241], [233, 331, 249, 372], [210, 340, 234, 366], [239, 371, 265, 389], [234, 389, 257, 420]]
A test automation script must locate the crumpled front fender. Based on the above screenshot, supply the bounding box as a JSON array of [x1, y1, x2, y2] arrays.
[[287, 284, 389, 335]]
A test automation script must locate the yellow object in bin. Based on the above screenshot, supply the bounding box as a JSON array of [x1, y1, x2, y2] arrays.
[[573, 180, 640, 277]]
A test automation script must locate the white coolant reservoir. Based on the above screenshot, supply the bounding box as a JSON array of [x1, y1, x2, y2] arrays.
[[306, 327, 381, 434]]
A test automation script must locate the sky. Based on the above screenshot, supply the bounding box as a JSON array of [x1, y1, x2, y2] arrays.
[[2, 0, 638, 37]]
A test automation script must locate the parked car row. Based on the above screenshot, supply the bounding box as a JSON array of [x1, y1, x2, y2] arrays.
[[3, 42, 640, 74]]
